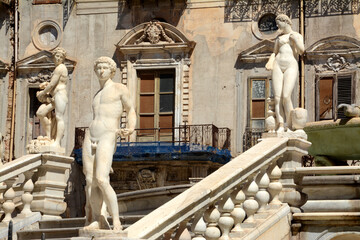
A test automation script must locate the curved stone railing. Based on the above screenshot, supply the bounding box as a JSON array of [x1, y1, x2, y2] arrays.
[[126, 137, 310, 239], [0, 154, 73, 223]]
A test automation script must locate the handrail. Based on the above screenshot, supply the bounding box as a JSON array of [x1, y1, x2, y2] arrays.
[[0, 153, 73, 225], [126, 137, 291, 239], [0, 154, 41, 182], [296, 166, 360, 175]]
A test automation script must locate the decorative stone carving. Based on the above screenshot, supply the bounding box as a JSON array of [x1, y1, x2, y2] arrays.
[[27, 47, 69, 154], [135, 21, 174, 45], [225, 0, 297, 22], [325, 54, 349, 72], [82, 57, 136, 232], [136, 169, 157, 189], [314, 54, 350, 73], [24, 69, 53, 83], [265, 14, 305, 133]]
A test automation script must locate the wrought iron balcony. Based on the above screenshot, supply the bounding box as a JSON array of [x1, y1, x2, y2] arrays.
[[242, 127, 265, 151], [74, 124, 231, 164]]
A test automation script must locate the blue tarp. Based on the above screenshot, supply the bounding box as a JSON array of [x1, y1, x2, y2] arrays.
[[73, 142, 232, 165]]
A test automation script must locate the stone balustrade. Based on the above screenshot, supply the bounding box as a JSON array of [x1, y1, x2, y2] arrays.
[[126, 137, 310, 240], [0, 154, 73, 225]]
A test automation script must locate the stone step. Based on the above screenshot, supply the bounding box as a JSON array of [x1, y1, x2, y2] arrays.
[[17, 214, 144, 239], [17, 227, 81, 240]]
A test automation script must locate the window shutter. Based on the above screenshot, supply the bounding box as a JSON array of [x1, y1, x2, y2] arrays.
[[337, 76, 352, 119]]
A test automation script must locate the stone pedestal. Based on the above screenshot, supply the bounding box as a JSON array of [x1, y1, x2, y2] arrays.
[[262, 130, 307, 140], [278, 138, 311, 212], [31, 154, 73, 219]]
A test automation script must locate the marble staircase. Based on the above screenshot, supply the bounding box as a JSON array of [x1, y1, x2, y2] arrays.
[[2, 138, 360, 240], [16, 214, 145, 239]]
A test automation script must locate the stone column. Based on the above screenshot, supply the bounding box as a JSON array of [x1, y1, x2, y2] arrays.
[[31, 154, 73, 219], [279, 138, 311, 213]]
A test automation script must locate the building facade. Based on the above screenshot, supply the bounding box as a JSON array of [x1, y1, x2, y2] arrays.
[[0, 0, 359, 160]]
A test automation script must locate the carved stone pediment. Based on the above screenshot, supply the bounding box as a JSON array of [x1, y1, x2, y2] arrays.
[[306, 36, 360, 60], [238, 40, 274, 63], [116, 21, 195, 55], [17, 50, 76, 71], [0, 58, 9, 72]]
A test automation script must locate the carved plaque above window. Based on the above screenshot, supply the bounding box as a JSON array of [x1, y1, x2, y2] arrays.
[[135, 21, 174, 45]]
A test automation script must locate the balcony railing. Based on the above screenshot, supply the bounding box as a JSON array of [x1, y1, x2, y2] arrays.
[[75, 124, 231, 151], [242, 127, 265, 151]]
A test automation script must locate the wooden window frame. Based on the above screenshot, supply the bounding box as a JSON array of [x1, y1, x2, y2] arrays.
[[247, 77, 272, 130], [315, 71, 356, 121], [137, 69, 175, 141]]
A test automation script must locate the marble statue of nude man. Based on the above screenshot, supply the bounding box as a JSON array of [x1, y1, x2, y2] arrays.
[[82, 56, 136, 231], [36, 47, 68, 147], [265, 14, 304, 132]]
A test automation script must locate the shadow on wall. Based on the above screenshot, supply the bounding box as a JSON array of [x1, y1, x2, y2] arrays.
[[116, 0, 186, 30]]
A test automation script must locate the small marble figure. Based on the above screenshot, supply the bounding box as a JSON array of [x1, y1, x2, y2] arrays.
[[291, 108, 307, 130], [265, 14, 305, 132], [337, 104, 360, 118], [36, 47, 68, 148], [82, 57, 136, 231], [265, 98, 276, 133]]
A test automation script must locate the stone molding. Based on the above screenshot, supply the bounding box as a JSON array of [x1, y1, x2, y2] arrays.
[[0, 58, 9, 72], [17, 50, 76, 71], [238, 39, 274, 63], [306, 35, 360, 60], [32, 20, 62, 51]]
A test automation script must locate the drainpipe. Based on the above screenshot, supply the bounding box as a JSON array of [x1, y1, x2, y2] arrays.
[[9, 0, 18, 161], [300, 0, 305, 108]]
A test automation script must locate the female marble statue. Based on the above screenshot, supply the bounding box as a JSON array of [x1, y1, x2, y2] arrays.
[[265, 14, 304, 132]]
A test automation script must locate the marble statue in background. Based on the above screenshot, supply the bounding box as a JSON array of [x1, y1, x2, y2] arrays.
[[82, 57, 136, 232], [337, 104, 360, 118], [27, 47, 68, 153], [265, 14, 305, 133]]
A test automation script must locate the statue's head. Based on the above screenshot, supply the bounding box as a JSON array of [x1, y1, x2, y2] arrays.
[[52, 47, 66, 62], [94, 56, 117, 80], [275, 14, 292, 26]]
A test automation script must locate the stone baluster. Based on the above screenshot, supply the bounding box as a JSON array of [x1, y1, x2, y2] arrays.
[[230, 187, 246, 232], [20, 171, 35, 216], [218, 193, 235, 240], [191, 212, 206, 240], [243, 176, 259, 223], [255, 168, 271, 212], [204, 204, 221, 240], [173, 219, 191, 240], [268, 162, 283, 205], [2, 178, 17, 223]]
